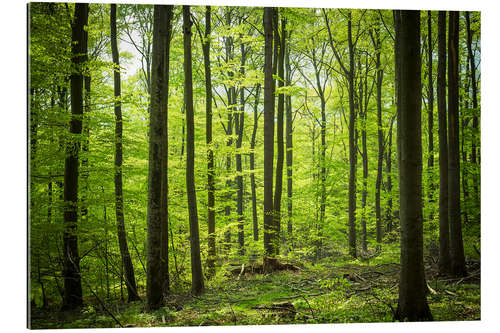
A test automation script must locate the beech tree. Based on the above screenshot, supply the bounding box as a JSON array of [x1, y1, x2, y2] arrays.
[[394, 10, 433, 322], [61, 2, 88, 311]]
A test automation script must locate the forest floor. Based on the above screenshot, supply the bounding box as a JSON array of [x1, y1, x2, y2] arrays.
[[30, 259, 480, 328]]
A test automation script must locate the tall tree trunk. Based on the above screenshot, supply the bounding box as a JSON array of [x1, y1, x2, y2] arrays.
[[427, 11, 435, 217], [110, 3, 140, 302], [146, 5, 171, 311], [250, 85, 260, 242], [437, 11, 451, 276], [465, 11, 479, 219], [447, 11, 467, 278], [160, 5, 173, 296], [385, 118, 394, 233], [202, 6, 216, 278], [224, 10, 234, 253], [61, 3, 88, 311], [263, 7, 275, 258], [183, 5, 204, 295], [360, 56, 369, 254], [394, 10, 433, 322], [273, 16, 285, 256], [347, 11, 357, 259], [285, 37, 293, 247], [236, 37, 246, 255], [373, 25, 384, 251]]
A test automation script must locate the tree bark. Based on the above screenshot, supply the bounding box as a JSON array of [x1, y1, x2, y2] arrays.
[[427, 11, 435, 216], [465, 11, 479, 218], [373, 25, 384, 251], [447, 11, 467, 278], [61, 2, 88, 311], [250, 85, 260, 242], [146, 5, 170, 311], [347, 11, 357, 259], [202, 6, 216, 278], [110, 3, 140, 302], [236, 36, 246, 255], [285, 35, 293, 246], [183, 5, 204, 295], [273, 16, 285, 256], [263, 7, 275, 257], [394, 10, 433, 322], [437, 11, 451, 276]]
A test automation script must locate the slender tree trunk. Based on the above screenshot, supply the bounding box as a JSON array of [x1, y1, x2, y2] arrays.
[[427, 11, 435, 217], [447, 11, 467, 278], [273, 16, 285, 256], [385, 119, 394, 233], [285, 38, 293, 247], [183, 5, 204, 295], [236, 38, 246, 256], [202, 6, 216, 278], [466, 11, 479, 219], [373, 25, 384, 251], [61, 3, 87, 311], [160, 5, 173, 296], [250, 85, 260, 242], [437, 11, 451, 276], [110, 3, 140, 302], [347, 11, 357, 259], [263, 7, 275, 258], [394, 10, 433, 322], [360, 58, 369, 254]]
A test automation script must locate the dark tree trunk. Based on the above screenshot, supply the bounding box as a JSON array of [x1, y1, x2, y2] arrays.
[[202, 6, 216, 278], [250, 85, 260, 242], [385, 118, 395, 233], [183, 5, 204, 295], [447, 11, 467, 278], [61, 3, 87, 311], [110, 3, 140, 302], [347, 11, 357, 259], [160, 5, 173, 296], [437, 11, 451, 276], [273, 16, 285, 256], [394, 10, 433, 322], [465, 11, 479, 218], [236, 37, 246, 255], [285, 36, 293, 246], [146, 5, 172, 311], [263, 7, 275, 257], [359, 56, 369, 254], [427, 11, 435, 216], [373, 25, 384, 251]]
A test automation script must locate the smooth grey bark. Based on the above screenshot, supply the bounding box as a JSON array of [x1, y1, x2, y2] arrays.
[[285, 36, 293, 245], [447, 11, 467, 278], [394, 10, 433, 322], [61, 2, 88, 311], [427, 11, 435, 212], [183, 5, 204, 295], [110, 3, 140, 302], [437, 11, 451, 276]]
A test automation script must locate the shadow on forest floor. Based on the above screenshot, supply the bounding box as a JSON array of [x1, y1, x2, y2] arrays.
[[30, 259, 480, 328]]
